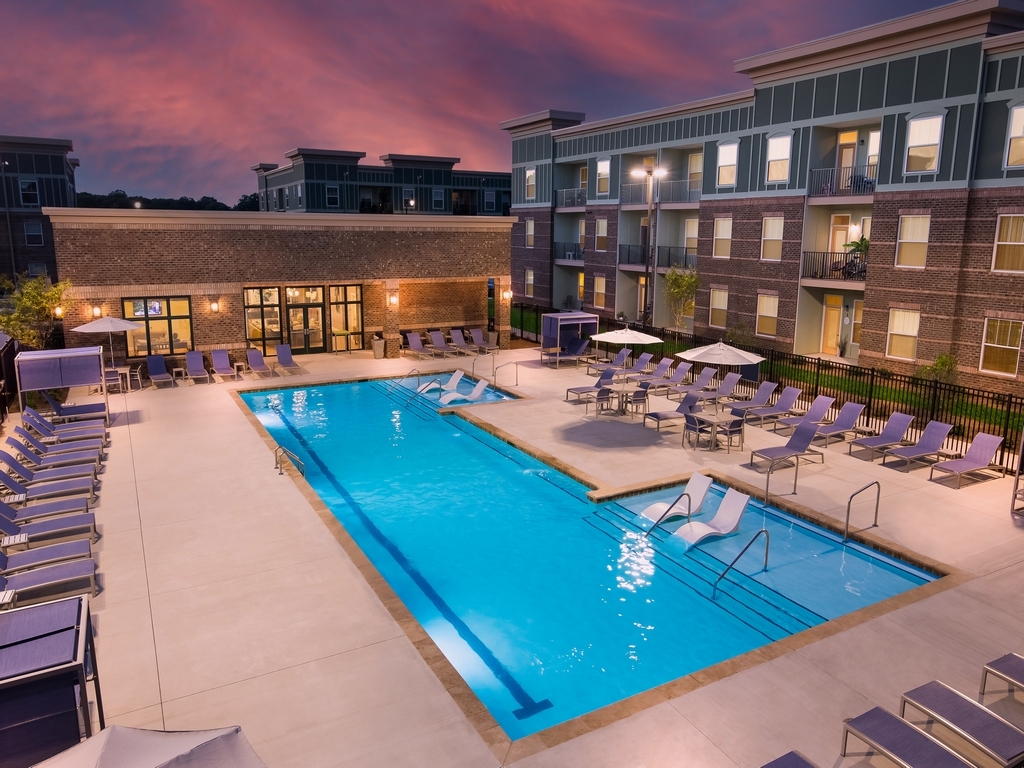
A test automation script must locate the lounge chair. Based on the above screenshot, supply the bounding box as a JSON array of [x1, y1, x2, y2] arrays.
[[274, 344, 302, 375], [882, 421, 953, 470], [667, 367, 717, 401], [981, 652, 1024, 696], [404, 332, 438, 359], [773, 395, 835, 434], [470, 328, 500, 354], [814, 402, 865, 446], [750, 420, 825, 490], [5, 438, 101, 470], [0, 510, 97, 545], [566, 368, 616, 402], [1, 539, 92, 575], [211, 349, 238, 380], [21, 413, 108, 447], [246, 349, 275, 378], [25, 408, 105, 433], [40, 392, 107, 422], [439, 378, 488, 405], [429, 331, 461, 358], [418, 370, 464, 393], [12, 426, 104, 458], [841, 707, 972, 767], [0, 497, 90, 524], [761, 752, 819, 768], [645, 363, 693, 395], [900, 680, 1024, 767], [929, 432, 1005, 488], [0, 558, 98, 607], [185, 350, 211, 383], [449, 330, 478, 356], [612, 352, 654, 381], [744, 387, 802, 427], [147, 354, 174, 387], [587, 348, 631, 375], [728, 381, 777, 417], [848, 412, 915, 460], [638, 472, 713, 533], [644, 392, 701, 431], [0, 450, 96, 484], [0, 471, 97, 503], [672, 488, 749, 548], [541, 338, 592, 367], [694, 371, 742, 411], [627, 357, 673, 383]]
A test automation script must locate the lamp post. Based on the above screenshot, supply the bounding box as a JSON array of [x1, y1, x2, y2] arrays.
[[0, 158, 15, 275], [630, 162, 667, 326]]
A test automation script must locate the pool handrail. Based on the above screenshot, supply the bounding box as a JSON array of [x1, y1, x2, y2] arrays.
[[406, 379, 440, 405], [712, 527, 769, 598], [844, 480, 880, 540], [274, 446, 305, 477], [472, 354, 495, 380], [494, 360, 519, 387], [388, 368, 422, 393], [643, 492, 693, 539]]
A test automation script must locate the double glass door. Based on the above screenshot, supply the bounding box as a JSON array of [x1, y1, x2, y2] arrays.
[[286, 287, 326, 354]]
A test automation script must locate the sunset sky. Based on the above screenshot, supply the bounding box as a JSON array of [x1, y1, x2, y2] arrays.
[[1, 0, 944, 204]]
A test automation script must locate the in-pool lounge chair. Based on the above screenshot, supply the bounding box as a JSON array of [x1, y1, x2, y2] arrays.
[[0, 497, 89, 524], [761, 752, 819, 768], [981, 652, 1024, 696], [644, 392, 701, 432], [274, 344, 302, 375], [449, 330, 478, 356], [671, 488, 749, 548], [587, 348, 631, 375], [13, 426, 104, 458], [470, 328, 499, 355], [40, 392, 107, 423], [694, 371, 742, 411], [929, 432, 1005, 488], [900, 680, 1024, 767], [429, 331, 461, 358], [743, 386, 802, 427], [405, 332, 437, 359], [773, 395, 835, 434], [638, 472, 713, 533], [750, 420, 824, 482], [21, 413, 108, 447], [0, 539, 92, 575], [418, 370, 463, 393], [211, 349, 238, 380], [146, 354, 174, 388], [841, 706, 972, 767], [185, 351, 210, 383], [5, 438, 101, 471], [0, 558, 98, 608], [667, 366, 717, 401], [645, 363, 692, 395], [627, 357, 673, 383], [814, 402, 865, 446], [0, 450, 96, 484], [566, 368, 616, 402], [0, 510, 97, 546], [882, 420, 953, 470], [612, 352, 654, 381], [439, 378, 488, 405], [728, 381, 777, 417], [0, 470, 97, 503], [246, 349, 274, 378], [848, 412, 914, 460]]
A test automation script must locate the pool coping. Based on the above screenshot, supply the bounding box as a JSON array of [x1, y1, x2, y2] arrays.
[[229, 381, 970, 766]]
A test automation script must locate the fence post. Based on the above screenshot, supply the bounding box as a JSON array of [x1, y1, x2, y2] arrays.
[[928, 378, 939, 423], [866, 368, 876, 428], [814, 357, 822, 398], [1001, 393, 1014, 468]]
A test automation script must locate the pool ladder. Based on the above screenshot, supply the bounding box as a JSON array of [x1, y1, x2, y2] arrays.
[[274, 446, 305, 477], [494, 360, 520, 387], [712, 528, 769, 599], [843, 481, 880, 541]]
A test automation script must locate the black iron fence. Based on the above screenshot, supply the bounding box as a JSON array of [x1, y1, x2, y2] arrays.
[[618, 244, 646, 265], [801, 251, 867, 281], [657, 246, 697, 269], [807, 165, 878, 197], [554, 242, 585, 261], [510, 304, 1024, 471]]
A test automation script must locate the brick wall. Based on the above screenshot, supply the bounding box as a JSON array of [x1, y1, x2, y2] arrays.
[[583, 204, 618, 318], [511, 206, 552, 305]]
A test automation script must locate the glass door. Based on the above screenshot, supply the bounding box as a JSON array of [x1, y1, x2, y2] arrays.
[[285, 287, 326, 354], [243, 288, 282, 355], [329, 285, 363, 351]]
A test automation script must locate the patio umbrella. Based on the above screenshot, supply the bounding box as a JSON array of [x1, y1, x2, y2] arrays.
[[69, 317, 145, 368], [676, 341, 764, 365], [590, 328, 662, 345]]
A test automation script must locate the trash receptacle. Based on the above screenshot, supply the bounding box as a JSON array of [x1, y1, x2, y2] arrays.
[[371, 337, 385, 359], [488, 331, 498, 346]]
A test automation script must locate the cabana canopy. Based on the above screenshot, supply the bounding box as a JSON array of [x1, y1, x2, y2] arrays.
[[15, 347, 108, 415], [541, 312, 599, 350]]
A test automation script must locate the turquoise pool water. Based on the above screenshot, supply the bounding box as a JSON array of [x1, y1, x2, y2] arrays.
[[241, 380, 933, 739]]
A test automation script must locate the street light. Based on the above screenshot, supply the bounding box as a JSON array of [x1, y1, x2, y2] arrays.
[[630, 162, 667, 326]]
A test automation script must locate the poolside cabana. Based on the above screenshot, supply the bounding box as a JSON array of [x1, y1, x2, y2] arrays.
[[15, 347, 108, 422], [541, 312, 599, 351]]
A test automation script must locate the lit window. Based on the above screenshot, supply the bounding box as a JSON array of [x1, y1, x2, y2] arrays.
[[525, 269, 534, 298], [867, 131, 881, 174], [766, 135, 792, 183], [579, 166, 588, 191], [713, 217, 732, 258], [994, 215, 1024, 271], [525, 168, 536, 200], [24, 221, 43, 247], [896, 215, 929, 267], [887, 308, 920, 360], [19, 180, 39, 207], [906, 116, 942, 173], [981, 318, 1023, 375], [597, 160, 610, 195], [432, 188, 444, 210], [717, 144, 737, 186], [710, 289, 728, 328], [578, 219, 586, 248], [594, 274, 607, 308], [326, 186, 340, 208], [852, 300, 864, 344], [688, 153, 703, 187], [684, 218, 698, 250], [402, 188, 414, 208], [577, 271, 585, 302], [756, 294, 778, 337], [596, 218, 608, 251], [484, 189, 496, 211], [123, 297, 193, 357], [1008, 106, 1024, 167], [244, 288, 283, 355], [761, 217, 783, 261], [525, 219, 534, 248], [329, 285, 364, 351]]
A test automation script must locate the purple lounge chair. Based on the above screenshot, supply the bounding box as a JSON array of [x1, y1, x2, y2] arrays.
[[612, 352, 654, 381], [404, 332, 438, 359], [429, 331, 460, 358], [40, 392, 107, 422], [0, 450, 96, 484], [814, 402, 865, 446], [25, 408, 106, 434], [0, 558, 98, 607], [668, 366, 717, 401], [646, 363, 693, 395], [0, 470, 97, 503], [744, 386, 802, 427], [542, 338, 591, 367], [275, 344, 302, 375], [842, 707, 972, 767], [470, 328, 499, 354], [246, 349, 274, 377], [587, 348, 631, 375], [848, 412, 914, 459], [0, 509, 97, 545], [728, 381, 777, 417], [773, 395, 835, 434], [694, 371, 743, 411], [0, 539, 92, 575], [627, 357, 673, 383], [644, 392, 702, 431], [5, 437, 101, 470], [882, 421, 953, 470], [13, 426, 104, 458], [22, 413, 108, 447], [761, 752, 819, 768], [750, 420, 824, 493], [981, 652, 1024, 696], [449, 330, 478, 356], [0, 497, 89, 524], [929, 432, 1005, 488], [566, 368, 616, 402], [212, 349, 237, 380], [147, 354, 174, 387], [186, 350, 211, 383]]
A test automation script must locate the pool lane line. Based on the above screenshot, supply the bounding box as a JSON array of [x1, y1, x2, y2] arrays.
[[266, 401, 554, 722]]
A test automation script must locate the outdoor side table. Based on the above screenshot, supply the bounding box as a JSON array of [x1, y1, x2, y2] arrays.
[[234, 362, 247, 379], [172, 367, 187, 383]]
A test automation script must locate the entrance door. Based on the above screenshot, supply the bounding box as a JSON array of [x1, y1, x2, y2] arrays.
[[830, 215, 851, 253], [637, 276, 647, 318], [822, 295, 842, 355], [288, 305, 325, 354]]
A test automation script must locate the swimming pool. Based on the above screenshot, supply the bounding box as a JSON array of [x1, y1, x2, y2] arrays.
[[242, 379, 934, 739]]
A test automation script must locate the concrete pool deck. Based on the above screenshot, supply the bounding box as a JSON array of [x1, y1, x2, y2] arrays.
[[70, 348, 1024, 767]]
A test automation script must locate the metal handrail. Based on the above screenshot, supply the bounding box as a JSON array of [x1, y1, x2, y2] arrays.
[[494, 360, 519, 387], [274, 446, 305, 476], [472, 354, 494, 380], [405, 379, 439, 405], [712, 528, 770, 598], [642, 492, 693, 539], [844, 480, 880, 540], [388, 368, 421, 392]]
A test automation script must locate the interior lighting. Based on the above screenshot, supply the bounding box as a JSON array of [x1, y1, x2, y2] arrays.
[[92, 306, 101, 317]]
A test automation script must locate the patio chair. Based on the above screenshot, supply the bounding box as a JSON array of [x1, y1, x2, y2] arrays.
[[24, 408, 105, 434], [541, 338, 592, 367], [0, 509, 98, 545], [848, 412, 915, 460], [694, 371, 742, 411], [429, 331, 461, 358], [620, 382, 650, 418], [773, 395, 835, 434], [274, 344, 302, 375], [6, 437, 101, 470], [638, 472, 714, 533], [644, 392, 701, 431], [980, 652, 1024, 696], [566, 368, 616, 402], [146, 355, 174, 387], [841, 707, 971, 767], [672, 488, 749, 548], [882, 420, 953, 470], [404, 332, 438, 359], [418, 370, 463, 393], [0, 539, 92, 575], [716, 416, 745, 454], [900, 680, 1024, 767], [612, 352, 654, 381], [929, 432, 1005, 488], [0, 557, 98, 608], [743, 387, 802, 427], [0, 496, 90, 524], [449, 329, 478, 356], [750, 419, 825, 478], [645, 362, 692, 395], [0, 450, 97, 484], [0, 470, 97, 503], [728, 381, 777, 417], [185, 350, 211, 383], [246, 349, 274, 378], [587, 348, 631, 375], [627, 357, 673, 383], [439, 378, 488, 405], [13, 427, 105, 459], [470, 328, 499, 354], [584, 387, 617, 417], [814, 402, 865, 447], [103, 367, 122, 394], [211, 349, 238, 380], [40, 392, 107, 422], [682, 412, 715, 449], [760, 752, 819, 768], [667, 367, 717, 401], [17, 417, 107, 449]]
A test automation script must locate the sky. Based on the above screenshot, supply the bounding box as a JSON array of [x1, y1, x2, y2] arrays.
[[0, 0, 946, 204]]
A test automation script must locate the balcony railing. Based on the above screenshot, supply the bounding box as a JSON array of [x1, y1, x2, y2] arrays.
[[556, 188, 588, 208], [657, 246, 697, 269], [554, 242, 585, 262], [807, 165, 878, 197], [618, 244, 647, 265], [452, 204, 478, 216], [620, 183, 648, 205], [801, 251, 867, 281], [659, 179, 701, 203]]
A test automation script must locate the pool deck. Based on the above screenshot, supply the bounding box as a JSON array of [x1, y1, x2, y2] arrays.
[[73, 348, 1024, 767]]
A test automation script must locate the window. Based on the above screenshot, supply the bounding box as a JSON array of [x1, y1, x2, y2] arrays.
[[243, 288, 282, 355], [761, 217, 783, 261], [578, 219, 586, 248], [861, 217, 872, 239], [887, 308, 920, 360], [688, 153, 703, 186], [484, 189, 496, 212], [684, 219, 698, 250], [123, 297, 193, 357], [596, 159, 610, 195], [905, 116, 942, 173], [981, 318, 1023, 375], [525, 168, 536, 200], [402, 188, 414, 208], [326, 185, 340, 208], [994, 215, 1024, 271], [596, 218, 608, 251], [579, 166, 588, 191], [1008, 106, 1024, 167], [577, 271, 585, 303], [525, 219, 534, 248], [593, 274, 607, 308], [525, 269, 534, 297], [717, 144, 737, 186], [637, 275, 647, 317], [24, 221, 43, 246], [709, 289, 728, 328], [766, 135, 792, 183], [756, 294, 778, 337], [896, 215, 929, 267], [867, 130, 881, 174], [432, 188, 444, 210], [713, 217, 732, 258], [297, 185, 302, 206], [329, 285, 364, 351], [19, 180, 39, 207], [852, 300, 864, 345], [27, 263, 47, 278]]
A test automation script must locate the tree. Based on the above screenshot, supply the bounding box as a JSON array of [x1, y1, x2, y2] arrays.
[[662, 267, 698, 329], [233, 193, 260, 211], [0, 275, 72, 349]]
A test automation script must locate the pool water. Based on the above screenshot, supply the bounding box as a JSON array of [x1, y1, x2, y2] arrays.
[[241, 380, 933, 739]]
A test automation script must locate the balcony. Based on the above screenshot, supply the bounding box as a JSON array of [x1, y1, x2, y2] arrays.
[[659, 179, 701, 203], [453, 204, 478, 216], [807, 166, 877, 197], [620, 183, 648, 205], [657, 246, 696, 269], [554, 242, 585, 262], [618, 244, 648, 266], [801, 251, 867, 282], [556, 188, 587, 208]]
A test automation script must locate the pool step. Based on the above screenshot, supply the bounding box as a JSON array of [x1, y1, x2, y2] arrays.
[[371, 381, 437, 420]]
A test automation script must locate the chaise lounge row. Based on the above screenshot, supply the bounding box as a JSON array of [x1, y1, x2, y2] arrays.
[[135, 345, 305, 389], [405, 329, 498, 359]]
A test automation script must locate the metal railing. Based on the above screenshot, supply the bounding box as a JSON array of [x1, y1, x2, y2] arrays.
[[801, 251, 867, 281], [642, 491, 696, 538], [388, 368, 421, 392], [808, 165, 878, 197], [494, 360, 519, 387], [472, 354, 494, 380], [712, 528, 770, 598], [274, 446, 305, 476], [556, 188, 587, 208], [554, 242, 585, 261], [618, 244, 647, 265], [620, 183, 648, 204], [660, 179, 701, 203], [657, 246, 697, 269], [844, 481, 880, 540]]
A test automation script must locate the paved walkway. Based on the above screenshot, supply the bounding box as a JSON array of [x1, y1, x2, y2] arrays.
[[76, 349, 1024, 767]]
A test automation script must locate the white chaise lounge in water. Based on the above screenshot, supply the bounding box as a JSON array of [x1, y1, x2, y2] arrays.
[[671, 488, 749, 548], [439, 378, 488, 405], [638, 472, 713, 535], [418, 369, 464, 393]]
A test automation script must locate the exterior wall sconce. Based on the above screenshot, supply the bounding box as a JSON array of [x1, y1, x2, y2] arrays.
[[501, 290, 513, 301], [210, 301, 220, 313], [388, 290, 399, 307], [53, 306, 63, 318], [92, 306, 101, 318]]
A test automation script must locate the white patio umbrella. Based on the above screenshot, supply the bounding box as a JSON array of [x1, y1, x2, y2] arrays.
[[69, 317, 145, 367], [676, 341, 764, 366], [590, 328, 662, 345]]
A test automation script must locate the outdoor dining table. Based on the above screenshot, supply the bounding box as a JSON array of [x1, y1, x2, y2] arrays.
[[690, 410, 744, 451]]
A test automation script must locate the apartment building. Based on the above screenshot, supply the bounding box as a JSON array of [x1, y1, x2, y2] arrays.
[[503, 0, 1024, 392], [252, 149, 510, 217]]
